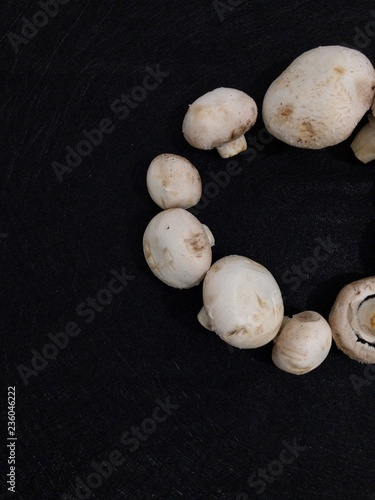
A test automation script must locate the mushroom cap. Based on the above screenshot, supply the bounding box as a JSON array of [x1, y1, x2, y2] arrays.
[[372, 96, 375, 115], [143, 208, 214, 289], [262, 45, 375, 149], [146, 154, 202, 209], [329, 276, 375, 363], [272, 311, 332, 375], [182, 87, 258, 150], [200, 255, 284, 348]]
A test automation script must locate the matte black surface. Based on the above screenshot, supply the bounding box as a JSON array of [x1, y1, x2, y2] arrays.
[[1, 1, 375, 499]]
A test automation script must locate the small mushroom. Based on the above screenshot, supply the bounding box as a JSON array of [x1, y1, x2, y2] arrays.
[[146, 154, 202, 209], [143, 208, 214, 289], [351, 105, 375, 163], [198, 255, 284, 348], [263, 45, 375, 149], [182, 87, 258, 158], [329, 276, 375, 363], [272, 311, 332, 375]]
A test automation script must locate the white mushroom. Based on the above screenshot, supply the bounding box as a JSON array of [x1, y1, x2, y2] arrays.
[[182, 87, 258, 158], [329, 277, 375, 363], [272, 311, 332, 375], [143, 208, 214, 289], [146, 154, 202, 209], [263, 45, 375, 149], [351, 105, 375, 163], [198, 255, 284, 348]]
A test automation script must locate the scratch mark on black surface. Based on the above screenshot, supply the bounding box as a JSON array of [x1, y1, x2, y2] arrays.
[[6, 2, 90, 154]]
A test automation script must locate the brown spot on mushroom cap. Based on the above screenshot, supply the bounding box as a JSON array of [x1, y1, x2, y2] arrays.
[[334, 66, 345, 75], [184, 232, 206, 257], [143, 241, 152, 259], [226, 327, 248, 337], [231, 128, 240, 140], [298, 121, 317, 143], [301, 121, 315, 135], [279, 104, 294, 120], [224, 324, 265, 343], [193, 104, 216, 120], [256, 293, 266, 308], [212, 262, 222, 272], [229, 117, 255, 141]]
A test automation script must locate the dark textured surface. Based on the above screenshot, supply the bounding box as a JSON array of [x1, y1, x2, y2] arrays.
[[1, 1, 375, 499]]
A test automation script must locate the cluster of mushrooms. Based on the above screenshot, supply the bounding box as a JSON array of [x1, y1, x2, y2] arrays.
[[143, 46, 375, 374]]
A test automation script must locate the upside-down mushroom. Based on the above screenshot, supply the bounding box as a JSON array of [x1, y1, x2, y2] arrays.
[[329, 277, 375, 364]]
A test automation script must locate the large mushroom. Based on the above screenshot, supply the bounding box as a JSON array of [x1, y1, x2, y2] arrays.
[[329, 276, 375, 364], [198, 255, 284, 348], [262, 45, 375, 149], [182, 87, 258, 158]]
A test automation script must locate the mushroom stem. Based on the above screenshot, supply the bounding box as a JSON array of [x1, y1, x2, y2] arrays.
[[202, 224, 215, 247], [197, 307, 213, 331], [351, 114, 375, 163], [216, 135, 247, 158], [352, 296, 375, 343]]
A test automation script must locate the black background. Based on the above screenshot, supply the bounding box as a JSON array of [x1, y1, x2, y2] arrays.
[[1, 0, 375, 499]]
